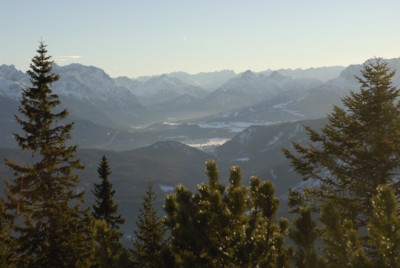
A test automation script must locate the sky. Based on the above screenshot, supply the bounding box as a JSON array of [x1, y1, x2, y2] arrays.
[[1, 0, 400, 78]]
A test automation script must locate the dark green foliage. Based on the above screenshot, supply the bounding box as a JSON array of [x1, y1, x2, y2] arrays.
[[164, 160, 291, 267], [320, 202, 370, 267], [318, 185, 400, 267], [91, 156, 128, 267], [289, 206, 322, 268], [132, 182, 165, 268], [91, 219, 132, 268], [4, 42, 93, 267], [367, 185, 400, 268], [92, 155, 125, 233], [283, 58, 400, 227], [0, 198, 15, 268]]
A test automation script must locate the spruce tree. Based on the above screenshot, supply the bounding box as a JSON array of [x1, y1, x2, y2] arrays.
[[283, 58, 400, 227], [91, 155, 128, 267], [92, 155, 124, 233], [0, 198, 15, 267], [4, 41, 93, 267], [132, 181, 164, 268]]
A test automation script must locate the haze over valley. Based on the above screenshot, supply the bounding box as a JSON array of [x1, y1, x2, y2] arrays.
[[2, 57, 400, 235]]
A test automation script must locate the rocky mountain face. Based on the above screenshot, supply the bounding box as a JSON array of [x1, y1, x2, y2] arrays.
[[0, 64, 151, 129], [0, 64, 29, 100], [196, 70, 325, 121], [115, 74, 209, 107], [52, 64, 151, 127]]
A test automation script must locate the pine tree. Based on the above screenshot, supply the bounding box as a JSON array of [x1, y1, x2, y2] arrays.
[[367, 185, 400, 268], [244, 176, 291, 267], [92, 155, 124, 233], [289, 206, 322, 268], [91, 219, 132, 268], [283, 58, 400, 227], [320, 202, 370, 267], [164, 161, 232, 267], [132, 181, 164, 268], [164, 160, 291, 267], [4, 41, 93, 267]]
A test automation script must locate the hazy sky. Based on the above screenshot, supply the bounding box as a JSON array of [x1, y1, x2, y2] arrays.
[[1, 0, 400, 78]]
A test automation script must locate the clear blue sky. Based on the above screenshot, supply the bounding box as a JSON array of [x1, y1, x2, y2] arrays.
[[1, 0, 400, 78]]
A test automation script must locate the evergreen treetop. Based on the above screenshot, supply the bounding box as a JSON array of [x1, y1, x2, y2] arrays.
[[289, 206, 322, 268], [4, 41, 92, 267], [164, 160, 291, 267], [92, 155, 125, 232], [132, 181, 164, 268], [283, 58, 400, 226]]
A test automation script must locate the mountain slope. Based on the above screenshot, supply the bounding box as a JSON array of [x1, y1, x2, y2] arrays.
[[0, 64, 152, 128], [53, 64, 151, 127], [215, 118, 327, 195], [114, 74, 209, 107], [195, 70, 323, 115], [0, 141, 213, 238]]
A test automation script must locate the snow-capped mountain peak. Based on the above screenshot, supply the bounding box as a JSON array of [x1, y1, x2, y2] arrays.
[[0, 64, 29, 100]]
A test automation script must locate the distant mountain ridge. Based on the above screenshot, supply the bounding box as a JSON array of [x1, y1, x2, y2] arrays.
[[189, 70, 321, 116], [1, 57, 400, 150], [116, 74, 208, 107], [261, 66, 345, 82]]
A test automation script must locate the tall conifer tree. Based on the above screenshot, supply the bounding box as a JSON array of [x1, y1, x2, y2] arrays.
[[92, 155, 124, 232], [5, 42, 93, 267], [0, 198, 15, 267], [91, 155, 128, 267], [132, 182, 164, 268], [283, 58, 400, 227]]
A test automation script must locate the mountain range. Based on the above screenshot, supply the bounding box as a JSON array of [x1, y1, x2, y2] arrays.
[[1, 57, 400, 236]]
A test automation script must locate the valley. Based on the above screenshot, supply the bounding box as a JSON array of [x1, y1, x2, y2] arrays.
[[2, 57, 400, 238]]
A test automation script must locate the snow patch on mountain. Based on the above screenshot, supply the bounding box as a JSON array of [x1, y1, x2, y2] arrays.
[[288, 123, 302, 139], [0, 65, 29, 100], [269, 169, 278, 181], [160, 184, 174, 193], [53, 64, 130, 101], [238, 127, 255, 145], [184, 138, 229, 150], [271, 100, 305, 117], [198, 121, 267, 133], [266, 132, 284, 147]]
